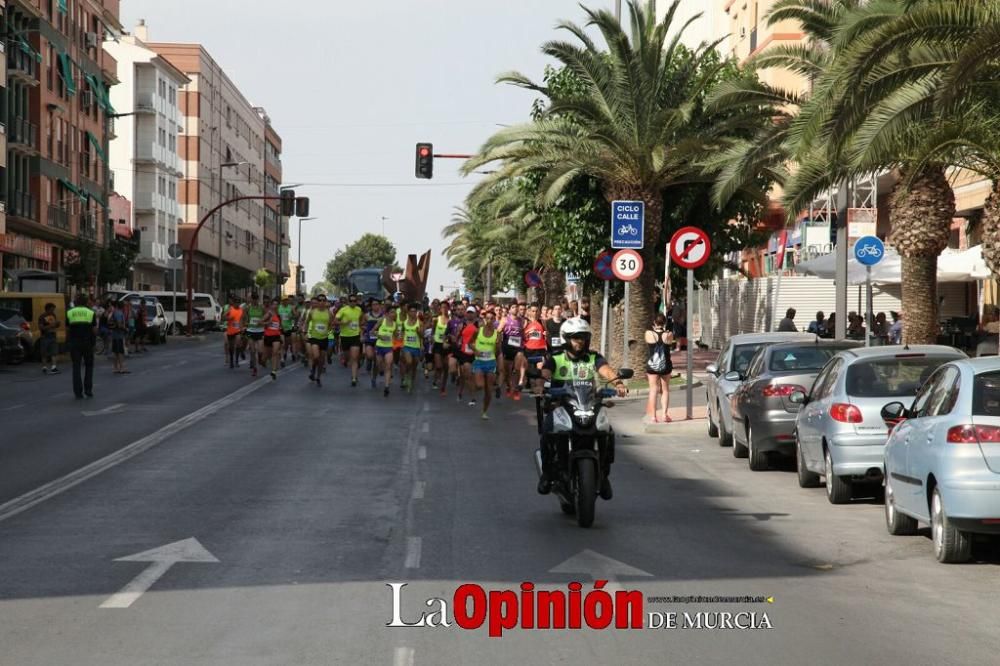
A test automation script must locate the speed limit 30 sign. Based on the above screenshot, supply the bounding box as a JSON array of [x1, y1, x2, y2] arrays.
[[612, 249, 643, 281]]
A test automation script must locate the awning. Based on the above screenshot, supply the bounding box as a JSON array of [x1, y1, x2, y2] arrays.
[[58, 52, 77, 96], [17, 35, 43, 64], [58, 178, 88, 203], [794, 247, 977, 284], [86, 74, 115, 115], [85, 131, 106, 162], [58, 0, 68, 13]]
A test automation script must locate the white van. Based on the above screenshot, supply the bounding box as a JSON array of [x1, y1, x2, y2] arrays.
[[104, 290, 221, 333]]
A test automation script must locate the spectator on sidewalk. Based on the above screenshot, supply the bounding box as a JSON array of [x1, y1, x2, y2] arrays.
[[98, 300, 114, 357], [108, 302, 129, 374], [38, 302, 60, 374], [66, 295, 97, 399], [777, 308, 798, 332], [644, 314, 674, 423], [888, 311, 903, 344], [806, 311, 826, 336]]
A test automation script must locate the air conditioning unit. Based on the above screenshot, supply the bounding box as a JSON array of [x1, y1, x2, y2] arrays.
[[85, 32, 99, 48]]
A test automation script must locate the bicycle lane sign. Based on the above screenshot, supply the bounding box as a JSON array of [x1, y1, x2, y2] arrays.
[[854, 235, 884, 266], [611, 200, 644, 249]]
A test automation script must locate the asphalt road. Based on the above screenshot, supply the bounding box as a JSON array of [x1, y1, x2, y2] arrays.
[[0, 345, 998, 665]]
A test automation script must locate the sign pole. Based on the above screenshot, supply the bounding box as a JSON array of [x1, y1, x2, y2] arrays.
[[663, 247, 670, 315], [172, 266, 178, 332], [601, 279, 610, 357], [866, 265, 872, 347], [686, 268, 694, 421], [623, 280, 630, 369]]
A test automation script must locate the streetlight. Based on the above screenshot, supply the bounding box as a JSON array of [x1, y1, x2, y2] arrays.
[[216, 160, 249, 300], [379, 216, 389, 236], [296, 216, 317, 296]]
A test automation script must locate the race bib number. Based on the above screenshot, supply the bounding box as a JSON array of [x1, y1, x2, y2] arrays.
[[476, 351, 493, 361], [507, 336, 522, 347], [314, 323, 327, 334], [346, 321, 360, 333]]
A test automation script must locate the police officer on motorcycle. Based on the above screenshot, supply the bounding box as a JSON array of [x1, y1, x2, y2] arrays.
[[537, 317, 628, 498]]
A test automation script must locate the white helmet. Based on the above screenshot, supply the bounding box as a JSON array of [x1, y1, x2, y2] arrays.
[[560, 317, 592, 341]]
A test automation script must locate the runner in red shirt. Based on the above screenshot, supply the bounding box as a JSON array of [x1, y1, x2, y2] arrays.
[[519, 304, 548, 396]]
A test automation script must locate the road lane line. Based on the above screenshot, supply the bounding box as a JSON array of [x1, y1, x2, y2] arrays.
[[417, 446, 427, 460], [0, 367, 297, 524], [404, 537, 422, 569], [393, 647, 414, 666], [411, 481, 425, 499], [421, 422, 429, 434]]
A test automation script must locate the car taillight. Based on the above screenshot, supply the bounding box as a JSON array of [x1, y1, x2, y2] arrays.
[[762, 384, 806, 397], [946, 425, 1000, 444], [830, 403, 863, 423]]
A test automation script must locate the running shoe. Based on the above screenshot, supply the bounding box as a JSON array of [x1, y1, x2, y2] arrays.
[[316, 376, 322, 388], [281, 360, 286, 368], [271, 371, 277, 381], [351, 378, 358, 388], [371, 374, 377, 389], [481, 412, 490, 420], [432, 382, 439, 390], [309, 371, 315, 382], [251, 367, 257, 378], [384, 386, 390, 397], [512, 391, 522, 401], [439, 387, 447, 397], [494, 385, 501, 399], [468, 399, 477, 407]]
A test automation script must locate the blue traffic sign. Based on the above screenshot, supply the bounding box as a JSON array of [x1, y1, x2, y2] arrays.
[[611, 200, 644, 249], [854, 235, 884, 266]]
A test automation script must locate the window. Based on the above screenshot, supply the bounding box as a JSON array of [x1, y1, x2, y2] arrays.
[[159, 128, 167, 147], [169, 87, 176, 105], [846, 357, 957, 398], [47, 44, 54, 90], [925, 367, 961, 417], [810, 359, 843, 401], [169, 134, 176, 152], [159, 79, 166, 98]]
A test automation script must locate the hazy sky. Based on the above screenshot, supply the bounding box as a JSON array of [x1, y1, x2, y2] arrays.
[[119, 0, 715, 293]]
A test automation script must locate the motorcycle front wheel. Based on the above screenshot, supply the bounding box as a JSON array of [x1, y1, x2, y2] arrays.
[[574, 457, 597, 528]]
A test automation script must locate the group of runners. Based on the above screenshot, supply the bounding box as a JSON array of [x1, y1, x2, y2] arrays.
[[218, 293, 579, 420]]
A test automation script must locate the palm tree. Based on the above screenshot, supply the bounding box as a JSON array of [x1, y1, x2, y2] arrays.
[[463, 0, 726, 369]]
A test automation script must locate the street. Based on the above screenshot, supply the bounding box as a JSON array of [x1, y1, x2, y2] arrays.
[[0, 334, 998, 665]]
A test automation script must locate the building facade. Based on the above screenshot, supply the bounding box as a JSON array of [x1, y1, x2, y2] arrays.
[[143, 35, 268, 298], [258, 107, 284, 287], [1, 0, 122, 287], [105, 21, 187, 291]]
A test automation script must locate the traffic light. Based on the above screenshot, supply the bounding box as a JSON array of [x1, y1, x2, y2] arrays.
[[415, 143, 433, 179], [280, 189, 296, 216], [295, 197, 310, 217]]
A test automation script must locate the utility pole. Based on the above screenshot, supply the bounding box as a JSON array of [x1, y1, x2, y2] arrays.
[[615, 0, 621, 21]]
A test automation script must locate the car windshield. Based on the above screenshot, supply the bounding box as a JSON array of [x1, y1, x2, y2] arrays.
[[768, 346, 840, 372], [973, 371, 1000, 416], [146, 305, 157, 318], [845, 357, 955, 397], [733, 344, 765, 373]]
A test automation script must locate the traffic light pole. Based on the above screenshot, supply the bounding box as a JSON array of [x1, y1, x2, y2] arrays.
[[185, 195, 303, 336]]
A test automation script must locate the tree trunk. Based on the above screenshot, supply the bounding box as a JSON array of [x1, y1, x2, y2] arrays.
[[606, 186, 662, 372], [981, 179, 1000, 275], [888, 165, 956, 345], [540, 267, 566, 307]]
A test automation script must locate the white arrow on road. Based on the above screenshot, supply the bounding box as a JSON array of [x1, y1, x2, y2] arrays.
[[82, 403, 126, 417], [550, 549, 653, 594], [100, 538, 219, 609]]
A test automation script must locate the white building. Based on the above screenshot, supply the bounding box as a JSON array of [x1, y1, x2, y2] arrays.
[[106, 23, 189, 291]]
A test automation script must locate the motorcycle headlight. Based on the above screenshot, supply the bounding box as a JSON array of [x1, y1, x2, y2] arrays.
[[573, 409, 595, 426]]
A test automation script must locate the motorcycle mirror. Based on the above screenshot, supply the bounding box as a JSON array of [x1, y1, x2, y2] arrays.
[[617, 368, 634, 380]]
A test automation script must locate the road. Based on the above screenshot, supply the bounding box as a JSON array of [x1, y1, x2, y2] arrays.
[[1, 338, 998, 665]]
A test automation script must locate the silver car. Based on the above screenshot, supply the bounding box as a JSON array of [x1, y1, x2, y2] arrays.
[[730, 340, 860, 470], [881, 357, 1000, 563], [792, 346, 965, 504], [705, 333, 816, 447]]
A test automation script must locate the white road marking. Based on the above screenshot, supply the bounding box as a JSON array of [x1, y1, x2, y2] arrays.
[[421, 422, 429, 434], [417, 446, 427, 460], [1, 403, 25, 412], [100, 538, 219, 609], [393, 647, 415, 666], [82, 402, 127, 417], [550, 549, 653, 595], [411, 481, 425, 499], [0, 366, 296, 524], [404, 537, 422, 569]]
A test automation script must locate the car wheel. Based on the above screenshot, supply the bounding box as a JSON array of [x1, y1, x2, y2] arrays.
[[825, 448, 852, 504], [732, 419, 748, 458], [931, 488, 971, 563], [884, 474, 917, 535], [796, 435, 821, 488], [707, 398, 719, 438], [170, 322, 183, 335], [748, 422, 768, 471]]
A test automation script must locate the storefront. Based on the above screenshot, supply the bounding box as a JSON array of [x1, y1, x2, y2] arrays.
[[0, 233, 57, 288]]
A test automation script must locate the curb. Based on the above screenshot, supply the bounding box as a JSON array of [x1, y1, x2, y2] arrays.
[[618, 379, 702, 400]]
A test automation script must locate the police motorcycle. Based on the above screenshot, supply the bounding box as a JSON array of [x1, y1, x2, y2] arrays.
[[530, 327, 633, 528]]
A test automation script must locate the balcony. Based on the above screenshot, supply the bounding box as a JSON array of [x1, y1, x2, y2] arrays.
[[135, 142, 182, 174], [80, 214, 98, 241], [135, 92, 157, 114], [138, 240, 169, 266], [9, 117, 38, 152], [9, 191, 37, 221], [48, 205, 70, 231], [7, 42, 39, 82], [133, 191, 180, 217]]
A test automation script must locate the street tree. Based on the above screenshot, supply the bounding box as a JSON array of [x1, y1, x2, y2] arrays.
[[324, 234, 398, 289]]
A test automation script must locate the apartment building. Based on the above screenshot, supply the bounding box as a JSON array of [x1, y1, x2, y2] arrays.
[[143, 31, 268, 297], [105, 21, 188, 291], [258, 107, 284, 283], [1, 0, 122, 282], [722, 0, 809, 96]]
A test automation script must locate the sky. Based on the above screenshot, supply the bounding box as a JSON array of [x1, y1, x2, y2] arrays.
[[119, 0, 716, 294]]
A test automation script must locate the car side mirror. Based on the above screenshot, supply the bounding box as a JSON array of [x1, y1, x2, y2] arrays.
[[705, 363, 718, 376], [723, 371, 743, 382], [789, 391, 807, 405], [617, 368, 634, 380], [881, 401, 907, 428]]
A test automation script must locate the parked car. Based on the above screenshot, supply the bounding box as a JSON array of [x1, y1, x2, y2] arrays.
[[0, 308, 35, 360], [0, 317, 27, 365], [792, 346, 965, 504], [729, 340, 860, 470], [0, 292, 67, 358], [103, 290, 220, 333], [880, 357, 1000, 563], [704, 333, 816, 446]]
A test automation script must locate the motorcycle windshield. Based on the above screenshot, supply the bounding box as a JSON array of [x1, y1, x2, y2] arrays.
[[565, 383, 596, 412]]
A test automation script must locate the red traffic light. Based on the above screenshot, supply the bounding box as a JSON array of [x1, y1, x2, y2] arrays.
[[415, 142, 433, 179], [419, 147, 430, 157]]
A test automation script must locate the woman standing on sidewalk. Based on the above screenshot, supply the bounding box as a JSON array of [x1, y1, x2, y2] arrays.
[[644, 314, 674, 423]]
